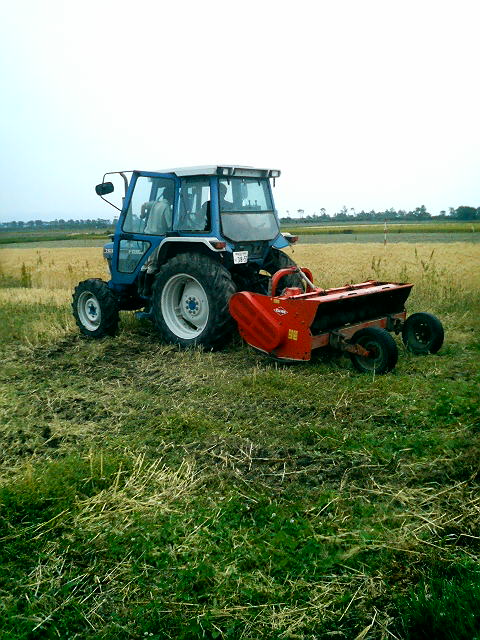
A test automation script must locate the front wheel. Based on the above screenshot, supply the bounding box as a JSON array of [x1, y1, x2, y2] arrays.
[[72, 279, 119, 338], [402, 312, 444, 354], [151, 253, 236, 349], [349, 327, 398, 374]]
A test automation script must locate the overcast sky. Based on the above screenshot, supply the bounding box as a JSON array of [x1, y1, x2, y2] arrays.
[[0, 0, 478, 222]]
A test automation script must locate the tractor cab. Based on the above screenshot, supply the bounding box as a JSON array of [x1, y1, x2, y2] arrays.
[[97, 166, 290, 284]]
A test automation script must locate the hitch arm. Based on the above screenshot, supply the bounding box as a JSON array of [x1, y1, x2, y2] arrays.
[[270, 266, 316, 296]]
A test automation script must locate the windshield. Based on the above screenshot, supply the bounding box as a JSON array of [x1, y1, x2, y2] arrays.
[[219, 177, 279, 241], [221, 211, 279, 242]]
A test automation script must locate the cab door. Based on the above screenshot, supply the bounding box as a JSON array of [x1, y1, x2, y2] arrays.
[[111, 171, 178, 285]]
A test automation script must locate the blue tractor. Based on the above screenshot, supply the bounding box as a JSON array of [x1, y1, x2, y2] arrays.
[[72, 166, 300, 349]]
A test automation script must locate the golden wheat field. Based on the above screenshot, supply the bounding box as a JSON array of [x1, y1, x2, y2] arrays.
[[0, 241, 478, 349], [0, 242, 479, 288], [0, 242, 480, 335]]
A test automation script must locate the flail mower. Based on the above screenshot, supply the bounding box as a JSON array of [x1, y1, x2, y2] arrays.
[[229, 266, 444, 374]]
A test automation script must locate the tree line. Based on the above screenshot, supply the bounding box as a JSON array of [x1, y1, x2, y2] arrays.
[[281, 205, 479, 223], [1, 206, 478, 230]]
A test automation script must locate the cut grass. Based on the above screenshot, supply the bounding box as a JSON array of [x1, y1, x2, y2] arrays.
[[0, 241, 479, 638]]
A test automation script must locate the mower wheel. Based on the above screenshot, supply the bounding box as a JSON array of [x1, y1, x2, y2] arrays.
[[262, 249, 305, 293], [402, 312, 444, 354], [72, 279, 119, 338], [152, 253, 236, 349], [349, 327, 398, 374]]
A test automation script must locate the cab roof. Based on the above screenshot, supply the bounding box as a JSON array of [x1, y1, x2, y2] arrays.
[[153, 165, 281, 178]]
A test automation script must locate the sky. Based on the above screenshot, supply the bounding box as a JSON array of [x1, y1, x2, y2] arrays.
[[0, 0, 479, 222]]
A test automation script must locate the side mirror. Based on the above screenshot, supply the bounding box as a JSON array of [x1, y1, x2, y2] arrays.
[[95, 182, 114, 196]]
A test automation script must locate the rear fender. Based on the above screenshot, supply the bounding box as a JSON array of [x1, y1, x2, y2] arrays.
[[271, 233, 289, 249], [155, 238, 225, 268]]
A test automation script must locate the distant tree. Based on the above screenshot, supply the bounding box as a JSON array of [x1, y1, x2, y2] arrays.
[[410, 205, 430, 219], [384, 208, 398, 220], [455, 206, 477, 220], [334, 206, 350, 220]]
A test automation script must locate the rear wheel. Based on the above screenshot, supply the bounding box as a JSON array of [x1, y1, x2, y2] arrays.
[[152, 253, 236, 349], [349, 327, 398, 374], [262, 249, 305, 292], [72, 279, 119, 338], [402, 312, 444, 354]]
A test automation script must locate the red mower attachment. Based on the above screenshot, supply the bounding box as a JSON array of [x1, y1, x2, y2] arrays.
[[229, 267, 444, 374]]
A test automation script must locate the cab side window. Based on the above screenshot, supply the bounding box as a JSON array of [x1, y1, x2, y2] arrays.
[[175, 177, 211, 232], [124, 177, 175, 235]]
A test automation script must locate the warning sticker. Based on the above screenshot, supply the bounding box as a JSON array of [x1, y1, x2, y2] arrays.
[[288, 329, 298, 341]]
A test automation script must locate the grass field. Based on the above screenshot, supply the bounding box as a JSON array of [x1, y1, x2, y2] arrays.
[[0, 230, 113, 246], [282, 222, 480, 235], [0, 242, 479, 639]]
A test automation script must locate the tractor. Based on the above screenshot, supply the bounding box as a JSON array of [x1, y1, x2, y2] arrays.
[[73, 166, 301, 349], [73, 165, 444, 374]]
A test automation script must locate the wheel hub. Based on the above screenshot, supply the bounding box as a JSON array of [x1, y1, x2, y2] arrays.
[[185, 296, 200, 316], [87, 301, 98, 320], [414, 325, 429, 342]]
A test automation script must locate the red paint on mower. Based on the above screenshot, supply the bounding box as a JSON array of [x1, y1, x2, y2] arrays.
[[229, 267, 414, 368]]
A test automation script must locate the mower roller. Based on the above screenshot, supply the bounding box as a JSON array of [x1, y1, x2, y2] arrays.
[[229, 266, 444, 374]]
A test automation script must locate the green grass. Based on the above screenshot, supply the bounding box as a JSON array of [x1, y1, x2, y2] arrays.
[[282, 221, 480, 235], [0, 261, 479, 638], [0, 230, 112, 245], [394, 565, 480, 639]]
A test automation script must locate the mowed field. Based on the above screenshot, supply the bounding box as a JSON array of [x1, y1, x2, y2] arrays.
[[0, 241, 479, 639]]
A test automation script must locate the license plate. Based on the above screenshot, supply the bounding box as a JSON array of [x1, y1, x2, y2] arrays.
[[233, 251, 248, 264]]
